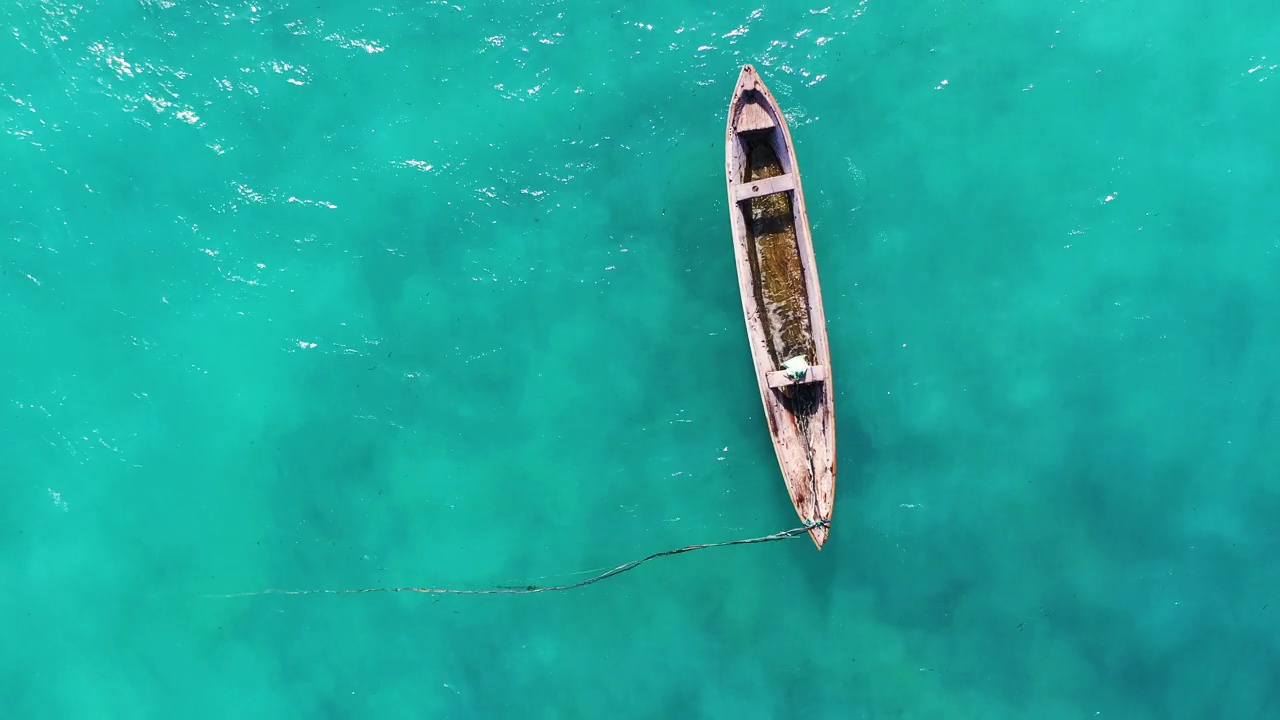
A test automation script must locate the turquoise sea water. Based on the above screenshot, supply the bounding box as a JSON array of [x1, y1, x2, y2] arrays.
[[3, 1, 1279, 717]]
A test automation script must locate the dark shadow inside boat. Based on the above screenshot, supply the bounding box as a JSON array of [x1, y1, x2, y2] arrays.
[[776, 381, 823, 418]]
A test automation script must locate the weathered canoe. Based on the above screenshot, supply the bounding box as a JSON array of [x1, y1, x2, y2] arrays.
[[723, 64, 836, 550]]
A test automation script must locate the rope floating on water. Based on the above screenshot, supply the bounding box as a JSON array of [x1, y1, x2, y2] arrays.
[[210, 520, 829, 599]]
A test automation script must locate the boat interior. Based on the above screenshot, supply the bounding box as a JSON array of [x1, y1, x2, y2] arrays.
[[732, 92, 823, 409]]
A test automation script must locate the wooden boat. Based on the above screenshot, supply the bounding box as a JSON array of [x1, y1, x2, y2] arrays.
[[723, 64, 836, 550]]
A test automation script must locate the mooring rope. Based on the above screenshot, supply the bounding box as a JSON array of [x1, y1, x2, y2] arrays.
[[209, 520, 829, 599]]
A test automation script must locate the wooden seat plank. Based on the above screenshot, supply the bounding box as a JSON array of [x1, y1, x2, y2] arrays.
[[733, 173, 795, 202], [766, 364, 828, 388]]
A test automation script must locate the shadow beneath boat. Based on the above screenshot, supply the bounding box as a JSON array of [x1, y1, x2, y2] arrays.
[[795, 406, 877, 596]]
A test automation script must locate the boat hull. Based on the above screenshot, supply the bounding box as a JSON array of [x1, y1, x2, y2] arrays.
[[724, 64, 836, 549]]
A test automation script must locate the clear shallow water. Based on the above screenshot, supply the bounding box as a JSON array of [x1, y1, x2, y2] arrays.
[[3, 1, 1278, 717]]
